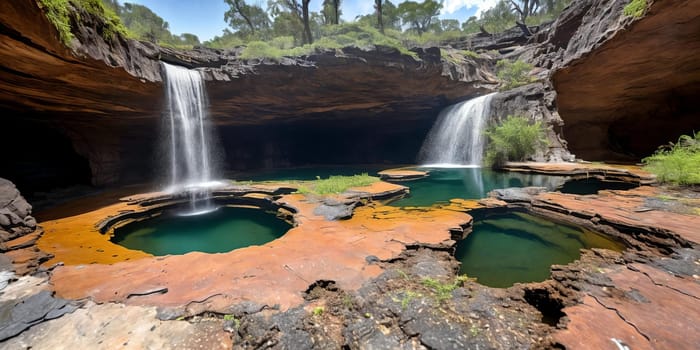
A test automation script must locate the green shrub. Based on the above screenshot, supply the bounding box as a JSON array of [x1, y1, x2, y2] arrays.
[[421, 275, 471, 303], [270, 36, 295, 50], [37, 0, 73, 43], [295, 173, 379, 195], [643, 132, 700, 185], [240, 41, 283, 60], [37, 0, 129, 44], [484, 115, 549, 167], [624, 0, 647, 18], [496, 59, 535, 90]]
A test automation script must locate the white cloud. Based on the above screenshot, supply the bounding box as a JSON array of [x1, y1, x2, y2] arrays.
[[442, 0, 499, 17]]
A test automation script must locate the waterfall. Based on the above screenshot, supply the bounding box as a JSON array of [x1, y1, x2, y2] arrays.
[[161, 62, 219, 214], [418, 93, 497, 166]]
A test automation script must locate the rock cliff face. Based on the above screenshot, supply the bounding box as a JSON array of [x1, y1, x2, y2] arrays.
[[0, 178, 49, 275], [489, 83, 574, 162], [0, 0, 496, 189], [535, 0, 700, 160]]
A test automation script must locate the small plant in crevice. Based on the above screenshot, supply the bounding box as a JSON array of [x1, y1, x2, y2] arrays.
[[484, 115, 549, 168], [642, 132, 700, 186], [392, 290, 423, 310], [496, 59, 536, 90], [421, 275, 472, 304], [312, 306, 325, 316], [623, 0, 648, 19]]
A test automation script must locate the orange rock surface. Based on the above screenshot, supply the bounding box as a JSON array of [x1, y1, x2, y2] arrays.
[[43, 183, 470, 314]]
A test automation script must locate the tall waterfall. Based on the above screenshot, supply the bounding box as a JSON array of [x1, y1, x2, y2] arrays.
[[162, 62, 218, 214], [418, 93, 497, 166]]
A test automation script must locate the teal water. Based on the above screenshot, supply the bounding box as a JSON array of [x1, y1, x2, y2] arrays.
[[556, 177, 637, 195], [388, 167, 567, 207], [456, 210, 624, 288], [111, 207, 291, 256]]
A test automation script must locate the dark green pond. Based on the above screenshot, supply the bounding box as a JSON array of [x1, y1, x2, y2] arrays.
[[456, 210, 624, 288], [111, 207, 291, 256], [388, 167, 568, 207], [556, 177, 637, 195]]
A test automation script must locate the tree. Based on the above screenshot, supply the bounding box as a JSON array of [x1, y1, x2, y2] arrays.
[[120, 2, 172, 43], [322, 0, 341, 25], [397, 0, 442, 36], [439, 19, 460, 32], [480, 0, 517, 33], [509, 0, 540, 22], [375, 0, 384, 33], [268, 0, 312, 44], [224, 0, 271, 36]]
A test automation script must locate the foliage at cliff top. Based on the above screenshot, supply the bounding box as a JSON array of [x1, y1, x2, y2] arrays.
[[295, 173, 380, 195], [238, 24, 418, 61], [485, 115, 549, 167], [38, 0, 127, 44], [496, 59, 536, 91], [643, 132, 700, 186], [623, 0, 647, 19]]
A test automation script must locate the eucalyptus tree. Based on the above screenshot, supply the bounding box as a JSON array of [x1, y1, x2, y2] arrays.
[[397, 0, 442, 36], [322, 0, 341, 25], [509, 0, 540, 22], [224, 0, 271, 36], [268, 0, 313, 44]]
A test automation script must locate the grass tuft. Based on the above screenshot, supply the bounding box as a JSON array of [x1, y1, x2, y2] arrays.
[[624, 0, 647, 19], [295, 173, 379, 195], [643, 132, 700, 185]]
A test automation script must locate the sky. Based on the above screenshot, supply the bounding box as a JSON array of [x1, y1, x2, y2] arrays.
[[120, 0, 498, 42]]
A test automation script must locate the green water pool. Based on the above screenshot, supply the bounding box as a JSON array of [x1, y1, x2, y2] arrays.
[[456, 210, 624, 288], [111, 207, 291, 256], [387, 167, 568, 206]]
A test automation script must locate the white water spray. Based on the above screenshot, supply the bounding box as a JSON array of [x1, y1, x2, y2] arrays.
[[418, 93, 497, 166], [161, 62, 220, 214]]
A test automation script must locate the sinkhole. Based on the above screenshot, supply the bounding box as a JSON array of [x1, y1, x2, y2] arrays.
[[455, 209, 625, 288], [111, 206, 291, 256]]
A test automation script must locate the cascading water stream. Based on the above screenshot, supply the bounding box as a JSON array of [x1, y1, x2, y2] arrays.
[[161, 62, 219, 215], [418, 93, 497, 166]]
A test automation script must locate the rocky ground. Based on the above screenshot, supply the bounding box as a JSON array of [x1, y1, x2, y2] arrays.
[[1, 163, 699, 349]]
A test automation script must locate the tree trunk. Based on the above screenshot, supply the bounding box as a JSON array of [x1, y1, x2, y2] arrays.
[[302, 0, 313, 44], [375, 0, 384, 34], [333, 0, 340, 25], [234, 0, 256, 34]]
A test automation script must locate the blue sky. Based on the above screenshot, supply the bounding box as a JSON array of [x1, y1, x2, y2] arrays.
[[120, 1, 498, 41]]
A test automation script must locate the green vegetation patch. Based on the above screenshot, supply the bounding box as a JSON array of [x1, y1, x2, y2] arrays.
[[624, 0, 647, 19], [37, 0, 128, 44], [496, 59, 536, 90], [295, 173, 379, 195], [485, 115, 549, 167], [239, 24, 418, 61], [643, 132, 700, 186], [421, 275, 471, 303]]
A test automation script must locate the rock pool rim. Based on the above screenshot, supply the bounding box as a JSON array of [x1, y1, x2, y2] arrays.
[[456, 207, 627, 288], [110, 205, 293, 256]]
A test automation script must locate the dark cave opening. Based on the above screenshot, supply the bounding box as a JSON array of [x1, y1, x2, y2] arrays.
[[0, 114, 92, 201]]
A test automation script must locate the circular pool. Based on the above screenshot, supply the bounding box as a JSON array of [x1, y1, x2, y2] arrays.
[[111, 207, 291, 255]]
